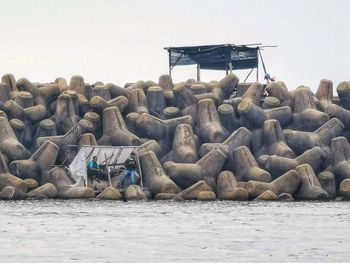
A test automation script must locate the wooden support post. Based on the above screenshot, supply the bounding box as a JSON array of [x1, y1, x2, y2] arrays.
[[197, 64, 201, 81], [229, 62, 233, 74], [168, 51, 172, 77], [256, 59, 259, 82], [226, 64, 228, 76]]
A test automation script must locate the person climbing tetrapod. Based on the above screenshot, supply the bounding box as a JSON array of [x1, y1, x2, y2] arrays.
[[119, 151, 138, 190]]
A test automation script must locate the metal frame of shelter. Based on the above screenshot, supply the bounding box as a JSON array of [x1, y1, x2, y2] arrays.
[[69, 145, 143, 188], [164, 43, 274, 82]]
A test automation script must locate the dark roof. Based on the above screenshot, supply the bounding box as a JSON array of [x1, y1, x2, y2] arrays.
[[164, 44, 260, 70]]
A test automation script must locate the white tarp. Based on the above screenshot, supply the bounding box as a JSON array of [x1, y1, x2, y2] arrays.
[[69, 146, 140, 187]]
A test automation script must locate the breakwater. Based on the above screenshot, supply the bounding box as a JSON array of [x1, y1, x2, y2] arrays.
[[0, 73, 350, 201]]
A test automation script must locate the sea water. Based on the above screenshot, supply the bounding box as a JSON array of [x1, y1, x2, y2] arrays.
[[0, 200, 349, 262]]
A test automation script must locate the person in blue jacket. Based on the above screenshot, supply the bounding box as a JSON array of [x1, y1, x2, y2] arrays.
[[119, 152, 138, 189]]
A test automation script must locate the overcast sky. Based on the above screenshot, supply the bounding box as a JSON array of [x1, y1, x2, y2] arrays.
[[1, 0, 349, 91]]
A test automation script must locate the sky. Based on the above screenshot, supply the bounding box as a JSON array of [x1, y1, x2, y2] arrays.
[[0, 0, 349, 92]]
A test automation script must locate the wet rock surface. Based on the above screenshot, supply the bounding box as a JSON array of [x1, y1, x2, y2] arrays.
[[0, 74, 350, 201]]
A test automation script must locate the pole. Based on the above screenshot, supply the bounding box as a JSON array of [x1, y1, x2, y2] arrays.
[[135, 150, 143, 188], [256, 50, 259, 82], [197, 64, 201, 81], [229, 62, 233, 74], [104, 152, 112, 187], [168, 51, 172, 76], [225, 64, 228, 76]]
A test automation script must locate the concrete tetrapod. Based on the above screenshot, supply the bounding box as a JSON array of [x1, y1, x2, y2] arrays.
[[15, 91, 33, 108], [287, 86, 329, 131], [216, 171, 249, 200], [218, 103, 239, 133], [16, 78, 45, 106], [0, 82, 12, 106], [197, 191, 216, 201], [125, 185, 147, 201], [265, 81, 291, 107], [128, 88, 149, 114], [329, 136, 350, 186], [91, 85, 111, 101], [163, 149, 226, 190], [63, 90, 80, 116], [2, 73, 18, 95], [339, 179, 350, 199], [255, 119, 294, 158], [161, 124, 198, 164], [3, 99, 47, 123], [135, 112, 192, 154], [254, 190, 279, 201], [0, 117, 31, 161], [224, 82, 265, 109], [199, 127, 252, 156], [214, 73, 239, 102], [177, 180, 212, 200], [68, 75, 90, 115], [0, 151, 27, 192], [96, 187, 122, 200], [3, 100, 46, 148], [336, 81, 350, 111], [55, 77, 69, 93], [316, 79, 350, 131], [244, 170, 301, 198], [190, 83, 207, 95], [231, 146, 271, 182], [106, 83, 130, 98], [199, 127, 252, 171], [78, 133, 97, 147], [38, 83, 61, 106], [137, 140, 162, 159], [53, 94, 80, 134], [262, 96, 281, 109], [158, 74, 175, 106], [0, 186, 27, 200], [33, 119, 57, 145], [317, 171, 336, 199], [139, 151, 178, 196], [163, 107, 180, 119], [146, 86, 166, 119], [173, 83, 198, 121], [37, 119, 94, 163], [47, 167, 95, 199], [10, 119, 25, 143], [98, 106, 141, 146], [90, 95, 129, 114], [9, 141, 59, 181], [283, 118, 344, 156], [27, 183, 58, 198], [294, 164, 329, 200], [258, 147, 326, 179], [237, 99, 292, 129], [24, 178, 39, 191], [196, 99, 228, 143], [83, 111, 101, 138]]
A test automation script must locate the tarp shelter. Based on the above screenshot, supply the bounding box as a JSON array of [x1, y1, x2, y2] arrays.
[[69, 146, 142, 187], [164, 43, 266, 81]]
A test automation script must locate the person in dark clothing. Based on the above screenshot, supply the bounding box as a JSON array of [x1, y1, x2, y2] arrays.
[[119, 152, 138, 189], [87, 156, 104, 182]]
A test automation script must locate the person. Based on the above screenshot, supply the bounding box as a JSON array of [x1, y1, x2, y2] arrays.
[[87, 156, 104, 182], [119, 152, 138, 189], [264, 73, 276, 82]]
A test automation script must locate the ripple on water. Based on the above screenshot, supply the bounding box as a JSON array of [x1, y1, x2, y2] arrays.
[[0, 200, 349, 262]]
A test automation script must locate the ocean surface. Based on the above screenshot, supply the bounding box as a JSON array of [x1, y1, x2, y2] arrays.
[[0, 200, 349, 263]]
